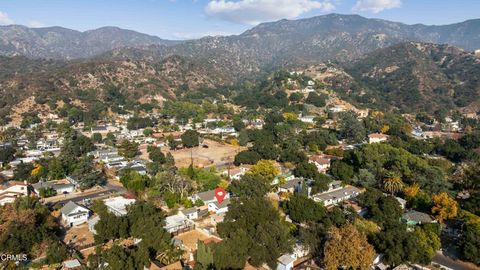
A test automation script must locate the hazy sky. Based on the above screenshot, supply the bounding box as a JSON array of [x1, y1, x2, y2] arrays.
[[0, 0, 479, 39]]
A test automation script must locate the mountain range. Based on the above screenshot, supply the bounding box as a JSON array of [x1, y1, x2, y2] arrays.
[[0, 13, 479, 117]]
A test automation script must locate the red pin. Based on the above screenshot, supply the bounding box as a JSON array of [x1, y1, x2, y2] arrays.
[[214, 187, 226, 204]]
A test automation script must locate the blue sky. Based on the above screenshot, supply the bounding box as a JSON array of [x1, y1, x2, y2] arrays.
[[0, 0, 479, 40]]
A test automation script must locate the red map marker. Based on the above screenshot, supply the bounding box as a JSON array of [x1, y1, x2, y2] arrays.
[[214, 187, 226, 204]]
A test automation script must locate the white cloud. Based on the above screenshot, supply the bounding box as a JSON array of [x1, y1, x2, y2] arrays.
[[173, 30, 237, 40], [0, 11, 14, 25], [205, 0, 335, 25], [27, 20, 45, 28], [352, 0, 401, 13]]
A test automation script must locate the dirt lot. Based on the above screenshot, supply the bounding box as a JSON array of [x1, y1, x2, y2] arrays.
[[63, 223, 95, 248], [164, 139, 245, 168]]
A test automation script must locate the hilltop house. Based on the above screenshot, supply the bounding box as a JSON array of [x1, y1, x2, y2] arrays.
[[0, 181, 29, 205], [61, 201, 90, 227], [308, 155, 331, 173], [368, 133, 388, 144]]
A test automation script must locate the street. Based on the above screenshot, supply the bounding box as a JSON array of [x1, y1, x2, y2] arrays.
[[432, 252, 480, 270]]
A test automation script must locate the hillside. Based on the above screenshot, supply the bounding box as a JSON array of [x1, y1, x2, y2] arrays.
[[342, 42, 480, 112], [0, 55, 231, 119], [0, 25, 179, 59], [103, 14, 480, 79]]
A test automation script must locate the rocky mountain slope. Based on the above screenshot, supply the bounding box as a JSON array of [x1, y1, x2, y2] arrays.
[[0, 25, 179, 59], [103, 14, 480, 79], [342, 42, 480, 112]]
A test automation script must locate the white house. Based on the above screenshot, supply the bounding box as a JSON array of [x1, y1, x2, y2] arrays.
[[208, 199, 230, 214], [299, 115, 316, 124], [180, 207, 199, 220], [368, 133, 388, 144], [277, 254, 295, 270], [32, 181, 75, 195], [60, 201, 90, 227], [312, 185, 363, 207], [0, 181, 29, 205], [222, 167, 247, 180], [103, 196, 136, 216], [164, 213, 194, 234], [308, 155, 331, 173], [191, 189, 230, 205]]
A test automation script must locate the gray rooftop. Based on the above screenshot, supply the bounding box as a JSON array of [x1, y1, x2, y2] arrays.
[[32, 181, 74, 190], [181, 207, 198, 215], [402, 210, 434, 224], [313, 186, 361, 201], [211, 198, 230, 209], [278, 254, 295, 265], [196, 190, 216, 202], [280, 178, 305, 189], [60, 201, 87, 216]]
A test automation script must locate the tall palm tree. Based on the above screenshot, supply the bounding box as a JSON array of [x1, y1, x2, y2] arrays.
[[383, 176, 404, 195]]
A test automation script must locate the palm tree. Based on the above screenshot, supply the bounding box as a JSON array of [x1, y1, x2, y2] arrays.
[[383, 176, 404, 195]]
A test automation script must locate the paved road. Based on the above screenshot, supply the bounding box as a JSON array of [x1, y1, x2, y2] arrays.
[[46, 184, 126, 206], [432, 252, 480, 270]]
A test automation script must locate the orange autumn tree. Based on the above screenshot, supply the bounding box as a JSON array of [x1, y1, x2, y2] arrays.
[[404, 183, 420, 199], [323, 224, 375, 270], [431, 192, 458, 222]]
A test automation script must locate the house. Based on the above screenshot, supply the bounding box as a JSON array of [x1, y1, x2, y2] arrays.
[[62, 259, 82, 270], [312, 185, 363, 207], [278, 178, 310, 196], [277, 254, 295, 270], [308, 155, 331, 173], [299, 115, 316, 124], [401, 210, 435, 225], [475, 49, 480, 57], [103, 196, 136, 216], [32, 181, 75, 195], [61, 201, 90, 227], [222, 167, 247, 180], [368, 133, 388, 144], [179, 206, 207, 220], [208, 199, 230, 214], [329, 105, 345, 113], [191, 189, 230, 205], [272, 172, 295, 185], [164, 213, 195, 234], [0, 181, 29, 205]]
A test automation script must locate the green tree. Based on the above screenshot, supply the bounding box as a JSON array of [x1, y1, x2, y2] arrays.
[[181, 130, 200, 148], [0, 146, 15, 166], [234, 150, 261, 166], [330, 160, 354, 182], [338, 112, 366, 143], [92, 132, 103, 143], [118, 140, 139, 159], [286, 194, 325, 223], [148, 147, 166, 163]]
